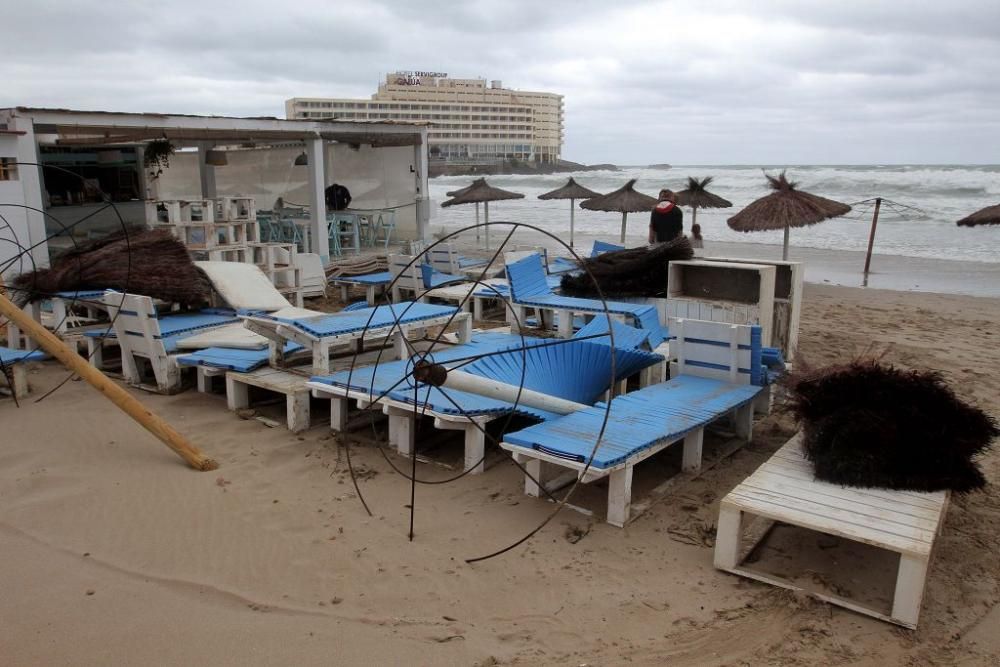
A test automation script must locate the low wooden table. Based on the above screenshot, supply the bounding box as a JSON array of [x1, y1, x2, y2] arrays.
[[714, 433, 950, 629]]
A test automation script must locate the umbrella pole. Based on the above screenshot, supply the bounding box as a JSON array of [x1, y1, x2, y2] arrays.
[[863, 197, 883, 276], [0, 291, 217, 471], [691, 206, 698, 231], [620, 211, 627, 244], [484, 201, 490, 250], [569, 198, 575, 248], [782, 224, 790, 261], [475, 203, 480, 245]]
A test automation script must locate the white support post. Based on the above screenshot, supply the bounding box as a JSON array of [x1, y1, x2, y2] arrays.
[[735, 403, 753, 441], [387, 408, 413, 456], [306, 137, 328, 262], [413, 134, 430, 242], [557, 309, 573, 338], [523, 457, 543, 497], [312, 341, 330, 375], [196, 368, 211, 393], [286, 392, 311, 433], [892, 554, 929, 627], [197, 143, 217, 200], [11, 115, 49, 270], [464, 423, 486, 474], [682, 429, 704, 472], [607, 465, 634, 527], [330, 397, 348, 431], [713, 504, 743, 569], [226, 375, 250, 411]]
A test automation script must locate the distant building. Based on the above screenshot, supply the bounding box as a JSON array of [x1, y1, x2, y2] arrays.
[[286, 72, 564, 164]]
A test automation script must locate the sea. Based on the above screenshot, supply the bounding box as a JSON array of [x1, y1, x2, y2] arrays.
[[428, 165, 1000, 264]]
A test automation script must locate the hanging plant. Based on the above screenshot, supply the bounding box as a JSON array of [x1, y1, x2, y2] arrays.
[[144, 139, 175, 177]]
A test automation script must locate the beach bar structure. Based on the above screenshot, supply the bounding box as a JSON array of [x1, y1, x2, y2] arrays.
[[0, 107, 431, 278]]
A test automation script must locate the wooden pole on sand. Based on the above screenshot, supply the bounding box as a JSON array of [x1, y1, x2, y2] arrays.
[[863, 197, 883, 276], [0, 292, 218, 471]]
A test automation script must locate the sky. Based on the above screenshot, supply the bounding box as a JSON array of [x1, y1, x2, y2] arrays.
[[4, 0, 1000, 165]]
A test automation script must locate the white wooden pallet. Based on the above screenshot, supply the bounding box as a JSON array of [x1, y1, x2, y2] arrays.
[[226, 367, 312, 433], [714, 432, 950, 629]]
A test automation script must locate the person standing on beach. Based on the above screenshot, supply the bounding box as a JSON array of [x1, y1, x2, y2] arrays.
[[648, 189, 684, 244]]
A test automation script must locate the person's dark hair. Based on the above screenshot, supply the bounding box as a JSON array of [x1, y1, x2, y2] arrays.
[[692, 223, 703, 239]]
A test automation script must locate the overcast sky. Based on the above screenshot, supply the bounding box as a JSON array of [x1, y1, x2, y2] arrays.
[[5, 1, 1000, 164]]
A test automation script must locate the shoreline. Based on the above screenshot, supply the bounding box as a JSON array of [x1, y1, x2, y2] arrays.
[[439, 226, 1000, 298]]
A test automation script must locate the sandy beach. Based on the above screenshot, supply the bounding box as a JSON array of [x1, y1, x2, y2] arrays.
[[3, 275, 1000, 666]]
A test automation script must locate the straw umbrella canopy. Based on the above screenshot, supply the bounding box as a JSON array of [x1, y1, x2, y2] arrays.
[[445, 179, 483, 239], [956, 204, 1000, 227], [441, 178, 524, 249], [579, 179, 658, 244], [675, 176, 732, 232], [727, 172, 851, 260], [538, 177, 602, 248]]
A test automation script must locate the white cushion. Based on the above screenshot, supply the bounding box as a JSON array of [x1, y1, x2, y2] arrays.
[[196, 261, 292, 312]]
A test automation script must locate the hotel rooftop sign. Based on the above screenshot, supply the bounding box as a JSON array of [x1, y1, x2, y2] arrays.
[[392, 71, 448, 85]]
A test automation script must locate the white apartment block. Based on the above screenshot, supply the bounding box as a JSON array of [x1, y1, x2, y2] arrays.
[[287, 72, 564, 164]]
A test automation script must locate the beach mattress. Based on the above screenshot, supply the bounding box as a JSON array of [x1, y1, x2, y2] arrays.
[[195, 261, 292, 312], [329, 271, 392, 286], [176, 343, 303, 372], [0, 347, 48, 364], [504, 376, 762, 469], [174, 322, 271, 351]]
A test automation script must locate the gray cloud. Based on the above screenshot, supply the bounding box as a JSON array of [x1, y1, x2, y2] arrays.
[[3, 0, 999, 163]]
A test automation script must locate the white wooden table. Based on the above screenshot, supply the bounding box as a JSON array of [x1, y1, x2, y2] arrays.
[[714, 433, 950, 629]]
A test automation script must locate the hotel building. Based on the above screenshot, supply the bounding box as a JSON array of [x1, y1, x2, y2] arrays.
[[286, 72, 564, 164]]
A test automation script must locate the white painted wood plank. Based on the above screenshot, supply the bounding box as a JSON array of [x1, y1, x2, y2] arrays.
[[737, 477, 941, 532], [668, 317, 752, 346], [747, 469, 945, 520], [764, 449, 948, 507], [725, 489, 935, 554]]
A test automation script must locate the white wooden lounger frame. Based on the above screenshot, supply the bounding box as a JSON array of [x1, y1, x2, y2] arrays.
[[503, 319, 765, 527], [714, 432, 950, 629], [101, 292, 185, 393], [308, 383, 491, 474], [244, 309, 472, 375]]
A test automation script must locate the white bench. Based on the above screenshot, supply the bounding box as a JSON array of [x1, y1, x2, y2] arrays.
[[714, 432, 950, 629]]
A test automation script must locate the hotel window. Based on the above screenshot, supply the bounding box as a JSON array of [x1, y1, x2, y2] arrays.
[[0, 157, 18, 181]]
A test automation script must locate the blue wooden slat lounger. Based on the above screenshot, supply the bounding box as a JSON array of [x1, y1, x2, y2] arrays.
[[506, 253, 666, 346], [548, 241, 625, 274], [307, 330, 663, 473], [328, 271, 393, 305], [244, 300, 474, 375], [308, 332, 557, 473], [501, 319, 769, 526]]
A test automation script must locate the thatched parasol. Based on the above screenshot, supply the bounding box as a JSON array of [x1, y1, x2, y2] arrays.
[[579, 179, 658, 244], [441, 178, 524, 249], [538, 177, 602, 247], [956, 204, 1000, 227], [727, 172, 851, 260], [675, 176, 732, 232]]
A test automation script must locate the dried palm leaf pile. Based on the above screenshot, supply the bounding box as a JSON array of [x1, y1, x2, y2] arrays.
[[558, 235, 694, 298], [785, 359, 998, 492], [11, 229, 211, 308]]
